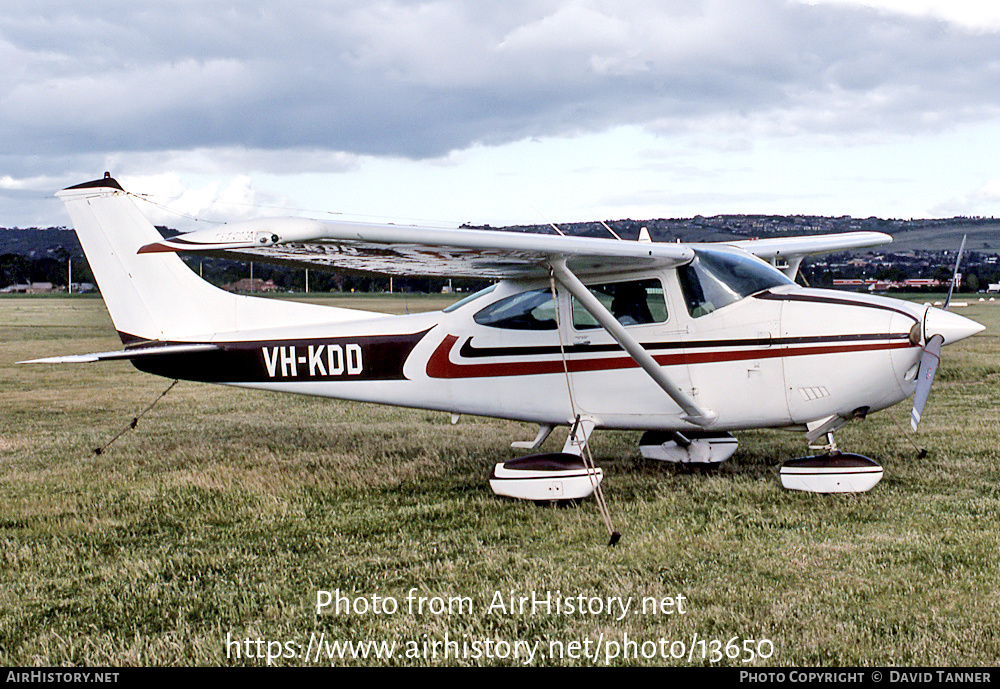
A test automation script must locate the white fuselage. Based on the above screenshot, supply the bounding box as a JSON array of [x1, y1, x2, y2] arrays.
[[138, 270, 930, 434]]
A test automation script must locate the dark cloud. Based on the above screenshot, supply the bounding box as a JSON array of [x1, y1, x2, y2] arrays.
[[1, 1, 999, 170]]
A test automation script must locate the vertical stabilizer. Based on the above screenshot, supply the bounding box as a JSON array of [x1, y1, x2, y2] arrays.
[[57, 175, 374, 343]]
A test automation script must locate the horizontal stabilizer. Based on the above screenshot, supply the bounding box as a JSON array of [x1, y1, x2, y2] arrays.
[[19, 343, 219, 365]]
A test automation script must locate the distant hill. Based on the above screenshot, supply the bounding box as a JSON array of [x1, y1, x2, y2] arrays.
[[0, 228, 81, 257], [872, 221, 1000, 253], [5, 216, 999, 257], [469, 216, 1000, 252], [3, 217, 999, 293], [0, 226, 179, 259]]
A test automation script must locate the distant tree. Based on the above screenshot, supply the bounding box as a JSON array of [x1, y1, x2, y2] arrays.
[[933, 266, 954, 284], [876, 266, 906, 282], [0, 254, 31, 286]]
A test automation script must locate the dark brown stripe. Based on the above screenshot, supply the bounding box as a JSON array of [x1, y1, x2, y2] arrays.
[[427, 333, 914, 379], [458, 332, 907, 359], [755, 290, 920, 322]]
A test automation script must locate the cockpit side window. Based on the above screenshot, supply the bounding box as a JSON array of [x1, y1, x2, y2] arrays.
[[473, 288, 558, 330], [573, 279, 667, 329], [678, 249, 793, 317]]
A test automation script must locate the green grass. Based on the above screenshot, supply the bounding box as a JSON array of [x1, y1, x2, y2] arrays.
[[1, 295, 999, 666]]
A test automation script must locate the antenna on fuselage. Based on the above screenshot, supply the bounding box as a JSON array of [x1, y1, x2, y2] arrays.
[[529, 204, 566, 236], [600, 220, 623, 241]]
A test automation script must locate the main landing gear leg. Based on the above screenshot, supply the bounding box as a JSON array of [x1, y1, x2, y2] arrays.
[[562, 416, 596, 457]]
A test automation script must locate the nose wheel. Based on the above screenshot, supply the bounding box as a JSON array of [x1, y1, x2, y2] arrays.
[[782, 431, 883, 493]]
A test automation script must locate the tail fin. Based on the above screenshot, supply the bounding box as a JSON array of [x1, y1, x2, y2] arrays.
[[58, 175, 373, 343]]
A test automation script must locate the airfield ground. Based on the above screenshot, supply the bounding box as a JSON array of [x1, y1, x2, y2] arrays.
[[1, 293, 998, 666]]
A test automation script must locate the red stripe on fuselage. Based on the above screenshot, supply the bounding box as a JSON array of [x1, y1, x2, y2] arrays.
[[425, 334, 914, 379]]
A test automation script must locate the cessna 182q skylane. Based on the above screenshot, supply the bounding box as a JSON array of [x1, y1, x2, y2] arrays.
[[27, 175, 984, 509]]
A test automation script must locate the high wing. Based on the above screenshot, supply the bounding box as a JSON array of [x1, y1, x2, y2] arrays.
[[724, 232, 891, 278], [726, 232, 892, 260], [140, 218, 696, 278], [139, 217, 891, 279]]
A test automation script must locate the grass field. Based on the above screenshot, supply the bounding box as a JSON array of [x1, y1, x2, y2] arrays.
[[2, 293, 999, 667]]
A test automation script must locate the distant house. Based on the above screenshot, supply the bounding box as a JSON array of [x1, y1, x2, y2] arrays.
[[903, 278, 947, 288], [833, 277, 951, 291], [222, 278, 280, 293], [1, 282, 57, 294]]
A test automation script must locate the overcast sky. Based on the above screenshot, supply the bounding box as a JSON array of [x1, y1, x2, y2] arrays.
[[2, 0, 1000, 231]]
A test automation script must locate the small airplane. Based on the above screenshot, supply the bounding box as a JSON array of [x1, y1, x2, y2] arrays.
[[24, 174, 985, 514]]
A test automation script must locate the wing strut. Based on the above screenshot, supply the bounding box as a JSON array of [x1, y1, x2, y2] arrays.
[[548, 258, 717, 427]]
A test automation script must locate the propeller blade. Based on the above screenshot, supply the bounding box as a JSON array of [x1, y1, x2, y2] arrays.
[[911, 334, 943, 431], [943, 234, 967, 310], [909, 236, 977, 433]]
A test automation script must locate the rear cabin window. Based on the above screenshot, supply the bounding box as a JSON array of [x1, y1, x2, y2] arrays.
[[573, 279, 668, 329], [473, 289, 557, 330]]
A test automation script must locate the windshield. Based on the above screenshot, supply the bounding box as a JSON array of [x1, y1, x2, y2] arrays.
[[443, 284, 497, 313], [678, 248, 793, 317]]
